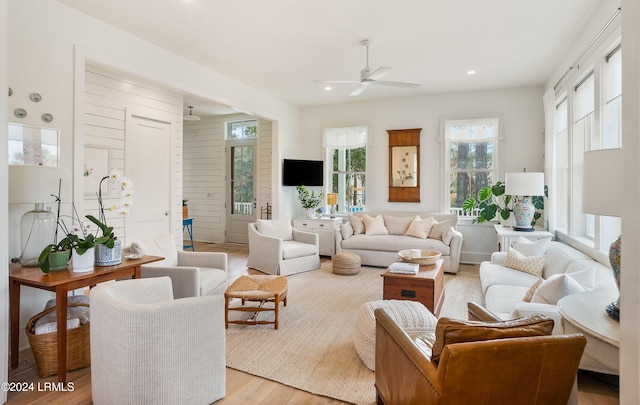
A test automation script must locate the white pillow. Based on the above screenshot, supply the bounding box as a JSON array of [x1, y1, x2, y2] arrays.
[[565, 265, 596, 291], [349, 215, 365, 235], [503, 247, 545, 277], [513, 237, 551, 257], [256, 218, 293, 241], [383, 215, 413, 235], [531, 273, 586, 305], [405, 215, 434, 239], [362, 214, 388, 236], [340, 222, 354, 240], [442, 227, 456, 245], [428, 219, 452, 240]]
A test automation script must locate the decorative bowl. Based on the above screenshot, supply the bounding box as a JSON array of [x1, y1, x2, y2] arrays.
[[397, 249, 442, 265]]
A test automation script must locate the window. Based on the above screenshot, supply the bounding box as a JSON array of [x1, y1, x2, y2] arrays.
[[553, 97, 569, 232], [226, 120, 257, 139], [323, 125, 368, 213], [441, 115, 501, 215]]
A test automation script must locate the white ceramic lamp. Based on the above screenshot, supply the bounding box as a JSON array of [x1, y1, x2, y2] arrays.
[[505, 172, 545, 231], [9, 166, 72, 266], [583, 148, 622, 320]]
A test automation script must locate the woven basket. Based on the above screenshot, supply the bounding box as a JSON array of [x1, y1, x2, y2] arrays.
[[26, 303, 91, 378], [398, 249, 442, 265]]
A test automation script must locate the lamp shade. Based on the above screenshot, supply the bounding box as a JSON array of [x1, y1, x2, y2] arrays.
[[327, 193, 338, 205], [583, 148, 622, 217], [9, 165, 72, 204], [505, 172, 545, 196]]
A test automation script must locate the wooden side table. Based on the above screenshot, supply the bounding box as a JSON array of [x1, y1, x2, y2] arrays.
[[381, 258, 444, 316], [557, 291, 620, 375], [493, 224, 553, 252]]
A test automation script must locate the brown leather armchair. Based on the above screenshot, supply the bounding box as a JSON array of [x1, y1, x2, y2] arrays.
[[374, 306, 586, 405]]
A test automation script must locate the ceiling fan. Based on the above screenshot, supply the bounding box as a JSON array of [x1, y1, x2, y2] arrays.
[[315, 39, 421, 96]]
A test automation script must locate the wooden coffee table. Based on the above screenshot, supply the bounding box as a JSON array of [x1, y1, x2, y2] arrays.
[[381, 258, 445, 316]]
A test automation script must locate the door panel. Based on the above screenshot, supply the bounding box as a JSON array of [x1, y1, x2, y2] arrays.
[[226, 141, 256, 243], [126, 113, 172, 242]]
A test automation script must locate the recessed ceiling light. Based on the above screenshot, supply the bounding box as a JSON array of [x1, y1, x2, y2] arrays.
[[324, 86, 332, 91], [467, 70, 476, 75]]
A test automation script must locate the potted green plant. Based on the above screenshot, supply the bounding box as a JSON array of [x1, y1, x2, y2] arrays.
[[37, 189, 72, 273], [296, 185, 324, 218], [462, 182, 545, 226]]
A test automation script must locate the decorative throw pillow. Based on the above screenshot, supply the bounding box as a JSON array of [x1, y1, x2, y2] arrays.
[[428, 219, 452, 240], [442, 226, 456, 245], [513, 236, 551, 257], [349, 215, 365, 235], [522, 278, 544, 302], [531, 272, 587, 305], [383, 215, 413, 235], [256, 218, 293, 241], [565, 262, 597, 290], [503, 247, 545, 277], [362, 214, 388, 236], [405, 216, 434, 239], [430, 315, 554, 364], [340, 222, 354, 240]]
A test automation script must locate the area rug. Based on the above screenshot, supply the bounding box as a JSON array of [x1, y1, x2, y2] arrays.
[[225, 262, 483, 405]]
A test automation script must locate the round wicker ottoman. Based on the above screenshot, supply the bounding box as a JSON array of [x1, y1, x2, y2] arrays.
[[354, 300, 437, 371], [333, 252, 361, 275]]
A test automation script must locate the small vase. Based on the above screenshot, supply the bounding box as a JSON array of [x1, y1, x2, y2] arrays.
[[95, 239, 122, 266], [306, 208, 316, 218], [48, 250, 71, 271], [72, 248, 95, 273]]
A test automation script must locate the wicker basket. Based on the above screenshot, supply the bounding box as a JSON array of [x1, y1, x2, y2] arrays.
[[398, 249, 442, 265], [26, 303, 91, 378]]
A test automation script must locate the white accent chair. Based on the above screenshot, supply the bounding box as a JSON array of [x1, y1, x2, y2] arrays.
[[90, 277, 225, 405], [247, 218, 320, 275], [130, 234, 227, 299]]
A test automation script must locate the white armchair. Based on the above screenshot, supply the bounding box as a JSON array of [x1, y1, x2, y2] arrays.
[[130, 234, 227, 299], [90, 277, 225, 405], [247, 218, 320, 276]]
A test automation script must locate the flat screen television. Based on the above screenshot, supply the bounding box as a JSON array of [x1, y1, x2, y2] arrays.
[[282, 159, 323, 186]]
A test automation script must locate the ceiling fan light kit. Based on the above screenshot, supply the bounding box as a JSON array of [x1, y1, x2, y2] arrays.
[[183, 105, 201, 121], [314, 39, 420, 96]]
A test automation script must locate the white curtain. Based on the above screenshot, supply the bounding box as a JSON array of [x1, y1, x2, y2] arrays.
[[543, 87, 556, 232], [322, 125, 368, 149]]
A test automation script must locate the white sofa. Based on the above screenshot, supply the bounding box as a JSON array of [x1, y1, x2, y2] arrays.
[[334, 212, 463, 274], [479, 239, 617, 335]]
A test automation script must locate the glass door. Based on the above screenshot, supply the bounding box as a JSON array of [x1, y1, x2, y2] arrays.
[[226, 140, 256, 243]]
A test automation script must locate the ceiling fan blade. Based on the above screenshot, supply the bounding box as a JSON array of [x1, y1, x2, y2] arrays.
[[314, 80, 361, 84], [349, 83, 370, 96], [372, 80, 421, 88], [365, 66, 392, 81]]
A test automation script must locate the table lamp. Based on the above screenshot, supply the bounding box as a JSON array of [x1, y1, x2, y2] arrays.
[[327, 193, 338, 217], [9, 166, 72, 266], [505, 171, 545, 231], [583, 148, 622, 320]]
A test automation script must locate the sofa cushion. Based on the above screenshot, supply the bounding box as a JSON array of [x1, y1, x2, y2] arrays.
[[513, 236, 551, 257], [542, 241, 592, 279], [531, 272, 587, 305], [198, 268, 228, 296], [340, 222, 354, 240], [257, 218, 293, 241], [485, 284, 531, 318], [383, 215, 413, 235], [479, 261, 540, 294], [428, 219, 452, 240], [349, 215, 365, 235], [341, 234, 450, 256], [362, 214, 388, 236], [405, 215, 434, 239], [430, 315, 554, 364], [503, 247, 545, 277], [282, 240, 317, 259]]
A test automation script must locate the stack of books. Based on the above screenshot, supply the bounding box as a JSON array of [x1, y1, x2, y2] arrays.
[[388, 262, 419, 275]]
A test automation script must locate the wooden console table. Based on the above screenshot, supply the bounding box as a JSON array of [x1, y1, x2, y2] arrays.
[[9, 255, 163, 382]]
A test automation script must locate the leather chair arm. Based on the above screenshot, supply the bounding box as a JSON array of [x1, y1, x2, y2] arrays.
[[467, 302, 502, 322]]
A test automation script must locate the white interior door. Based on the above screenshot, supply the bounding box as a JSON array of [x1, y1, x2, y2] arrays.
[[126, 112, 172, 242], [226, 139, 256, 243]]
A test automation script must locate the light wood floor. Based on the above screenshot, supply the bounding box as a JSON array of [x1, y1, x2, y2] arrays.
[[6, 242, 619, 404]]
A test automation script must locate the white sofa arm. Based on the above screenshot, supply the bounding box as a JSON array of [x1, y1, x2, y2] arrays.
[[334, 230, 344, 254], [491, 252, 508, 265], [177, 251, 227, 271], [140, 266, 200, 299], [511, 302, 564, 335], [448, 229, 463, 273], [292, 228, 318, 246]]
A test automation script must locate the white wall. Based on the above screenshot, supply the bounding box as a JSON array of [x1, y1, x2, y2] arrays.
[[5, 0, 301, 354], [1, 0, 9, 401], [301, 86, 545, 261]]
